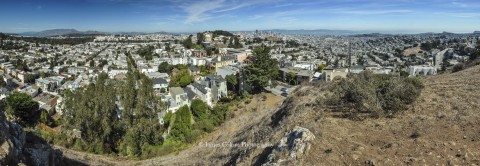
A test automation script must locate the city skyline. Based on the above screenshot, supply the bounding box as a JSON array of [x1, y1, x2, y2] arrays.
[[1, 0, 480, 33]]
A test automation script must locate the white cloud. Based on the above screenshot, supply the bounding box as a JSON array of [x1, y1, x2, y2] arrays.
[[451, 0, 480, 8], [179, 0, 275, 24], [328, 8, 413, 15], [435, 12, 480, 18], [181, 0, 225, 24]]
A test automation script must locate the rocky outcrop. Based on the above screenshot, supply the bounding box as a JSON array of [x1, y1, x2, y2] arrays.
[[0, 112, 63, 166], [263, 126, 315, 166], [0, 113, 26, 165]]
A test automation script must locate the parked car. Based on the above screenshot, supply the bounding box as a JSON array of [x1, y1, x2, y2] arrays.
[[281, 88, 288, 92], [281, 92, 288, 97]]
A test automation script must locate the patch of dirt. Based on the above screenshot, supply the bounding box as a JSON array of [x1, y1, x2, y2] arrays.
[[403, 46, 425, 57]]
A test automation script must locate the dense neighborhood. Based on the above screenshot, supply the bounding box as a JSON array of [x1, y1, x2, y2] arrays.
[[1, 30, 479, 158]]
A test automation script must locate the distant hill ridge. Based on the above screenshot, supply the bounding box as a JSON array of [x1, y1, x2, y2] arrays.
[[19, 29, 107, 37]]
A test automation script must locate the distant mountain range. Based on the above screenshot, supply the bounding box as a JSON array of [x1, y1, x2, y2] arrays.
[[16, 29, 173, 37], [18, 29, 107, 37]]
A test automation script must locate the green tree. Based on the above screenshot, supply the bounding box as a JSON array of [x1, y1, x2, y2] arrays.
[[89, 60, 95, 67], [169, 69, 193, 87], [163, 111, 173, 127], [165, 43, 171, 52], [196, 33, 204, 44], [160, 88, 166, 93], [63, 73, 118, 153], [170, 105, 192, 142], [39, 71, 47, 78], [158, 62, 172, 73], [225, 74, 237, 92], [5, 92, 39, 126], [469, 44, 480, 61], [245, 46, 279, 93], [179, 75, 192, 87], [191, 99, 209, 120], [317, 64, 327, 72], [40, 110, 48, 124], [182, 35, 193, 49], [288, 72, 297, 85], [0, 75, 6, 87]]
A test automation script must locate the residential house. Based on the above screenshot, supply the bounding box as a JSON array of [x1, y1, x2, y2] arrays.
[[33, 93, 58, 114], [408, 65, 437, 77], [216, 66, 239, 79], [2, 75, 13, 86], [349, 65, 365, 74], [146, 72, 170, 81], [183, 87, 198, 102], [162, 95, 180, 112], [152, 78, 168, 91], [279, 67, 315, 84], [189, 57, 209, 66], [35, 78, 56, 92], [211, 55, 235, 69], [192, 50, 207, 57], [293, 61, 318, 71], [0, 87, 9, 100], [323, 67, 349, 81], [68, 67, 86, 74], [108, 70, 128, 79], [204, 74, 228, 102], [188, 66, 200, 77], [53, 66, 64, 74], [17, 85, 39, 97], [169, 87, 189, 107], [228, 49, 251, 63], [187, 82, 213, 107]]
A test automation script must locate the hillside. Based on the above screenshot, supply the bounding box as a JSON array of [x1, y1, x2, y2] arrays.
[[241, 65, 480, 165], [37, 65, 480, 165], [155, 64, 479, 165]]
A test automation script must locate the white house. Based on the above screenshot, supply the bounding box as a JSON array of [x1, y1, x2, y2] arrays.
[[408, 65, 437, 77], [169, 87, 190, 107], [108, 70, 128, 79], [152, 78, 168, 90], [187, 82, 213, 107]]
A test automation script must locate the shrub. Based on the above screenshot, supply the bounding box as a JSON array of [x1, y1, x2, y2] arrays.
[[327, 71, 423, 119], [452, 63, 465, 72]]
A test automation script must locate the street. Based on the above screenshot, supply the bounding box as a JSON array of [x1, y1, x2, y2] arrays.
[[265, 82, 297, 97]]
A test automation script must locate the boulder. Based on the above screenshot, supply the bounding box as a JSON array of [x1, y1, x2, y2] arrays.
[[263, 126, 315, 165]]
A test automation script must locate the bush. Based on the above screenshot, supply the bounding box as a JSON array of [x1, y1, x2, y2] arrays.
[[327, 71, 423, 119], [452, 63, 465, 73]]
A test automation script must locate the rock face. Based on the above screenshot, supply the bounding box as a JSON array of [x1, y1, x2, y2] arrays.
[[263, 126, 315, 166], [0, 112, 62, 166], [0, 113, 26, 165]]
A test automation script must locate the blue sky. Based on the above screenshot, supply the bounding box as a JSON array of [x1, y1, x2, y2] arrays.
[[0, 0, 479, 33]]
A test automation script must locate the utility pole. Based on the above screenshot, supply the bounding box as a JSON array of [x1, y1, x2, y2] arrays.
[[348, 40, 352, 67]]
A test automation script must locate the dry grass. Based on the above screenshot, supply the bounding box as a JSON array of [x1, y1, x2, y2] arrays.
[[302, 65, 480, 165], [403, 46, 425, 57]]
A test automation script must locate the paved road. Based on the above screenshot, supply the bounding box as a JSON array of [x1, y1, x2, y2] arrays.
[[265, 82, 297, 97]]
